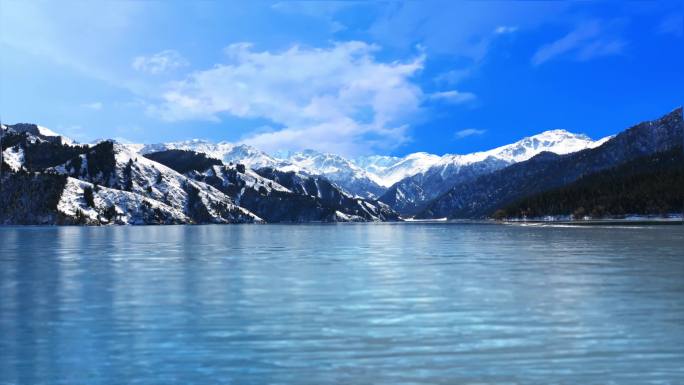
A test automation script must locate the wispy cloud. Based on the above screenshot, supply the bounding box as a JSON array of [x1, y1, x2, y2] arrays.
[[271, 1, 351, 33], [532, 20, 626, 66], [434, 69, 471, 85], [657, 13, 683, 38], [149, 41, 425, 155], [132, 50, 188, 75], [429, 90, 476, 104], [81, 102, 103, 110], [0, 1, 149, 94], [369, 2, 568, 63], [494, 25, 518, 34], [454, 128, 486, 139]]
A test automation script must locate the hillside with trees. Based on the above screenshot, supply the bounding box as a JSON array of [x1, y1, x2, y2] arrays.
[[493, 146, 683, 220]]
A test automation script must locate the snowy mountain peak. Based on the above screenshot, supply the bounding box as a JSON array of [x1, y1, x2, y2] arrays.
[[130, 127, 608, 197], [441, 129, 602, 166], [3, 123, 75, 145], [355, 152, 442, 187], [139, 140, 279, 169], [531, 128, 588, 139], [276, 149, 386, 198], [36, 125, 62, 138]]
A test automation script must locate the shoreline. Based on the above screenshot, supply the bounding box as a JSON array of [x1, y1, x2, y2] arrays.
[[499, 217, 683, 226]]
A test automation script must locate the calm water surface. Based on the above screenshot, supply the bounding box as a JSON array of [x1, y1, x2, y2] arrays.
[[1, 223, 683, 384]]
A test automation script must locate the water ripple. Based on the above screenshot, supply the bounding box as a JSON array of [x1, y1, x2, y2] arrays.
[[0, 223, 683, 384]]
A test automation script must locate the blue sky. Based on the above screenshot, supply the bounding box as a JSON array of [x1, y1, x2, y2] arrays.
[[1, 1, 682, 156]]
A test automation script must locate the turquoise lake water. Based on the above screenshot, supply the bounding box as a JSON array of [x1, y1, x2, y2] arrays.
[[1, 223, 683, 384]]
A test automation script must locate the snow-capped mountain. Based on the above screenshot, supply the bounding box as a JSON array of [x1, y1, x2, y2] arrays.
[[134, 129, 610, 204], [143, 149, 398, 222], [276, 150, 386, 199], [378, 130, 611, 214], [2, 108, 679, 224], [419, 129, 611, 176], [52, 141, 261, 224], [351, 130, 610, 190], [140, 140, 280, 169], [0, 126, 399, 224], [352, 155, 402, 180], [2, 123, 75, 145], [416, 107, 683, 219], [139, 143, 387, 199], [354, 152, 442, 187]]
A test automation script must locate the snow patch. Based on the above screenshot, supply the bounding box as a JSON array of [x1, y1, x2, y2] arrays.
[[2, 145, 25, 171], [57, 177, 189, 224], [37, 125, 75, 145]]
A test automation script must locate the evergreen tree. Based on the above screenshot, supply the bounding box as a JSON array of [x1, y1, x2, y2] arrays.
[[83, 186, 95, 207]]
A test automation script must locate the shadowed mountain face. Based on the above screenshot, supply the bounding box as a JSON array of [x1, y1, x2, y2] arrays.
[[144, 150, 399, 223], [378, 158, 509, 215], [254, 167, 399, 222], [144, 149, 223, 174], [416, 108, 683, 219], [494, 146, 684, 220]]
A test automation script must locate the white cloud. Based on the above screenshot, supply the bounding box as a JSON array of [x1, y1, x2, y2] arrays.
[[532, 20, 626, 66], [132, 50, 188, 74], [454, 128, 486, 139], [150, 41, 426, 155], [81, 102, 103, 110], [434, 69, 471, 85], [575, 39, 626, 61], [429, 90, 476, 104], [494, 25, 518, 34]]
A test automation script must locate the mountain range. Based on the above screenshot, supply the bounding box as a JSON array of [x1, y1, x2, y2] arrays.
[[1, 107, 681, 224], [417, 107, 683, 219], [136, 128, 611, 206]]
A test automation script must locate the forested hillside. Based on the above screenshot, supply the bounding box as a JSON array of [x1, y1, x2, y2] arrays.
[[493, 146, 683, 219]]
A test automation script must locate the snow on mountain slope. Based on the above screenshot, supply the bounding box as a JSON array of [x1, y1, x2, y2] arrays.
[[449, 129, 609, 165], [3, 123, 75, 145], [140, 140, 280, 169], [378, 130, 609, 215], [2, 145, 25, 171], [416, 107, 684, 219], [57, 177, 189, 224], [193, 164, 294, 206], [253, 167, 400, 222], [114, 144, 262, 223], [352, 130, 607, 188], [139, 142, 386, 198], [278, 149, 386, 198], [53, 141, 262, 224], [352, 155, 401, 175], [0, 117, 626, 224], [135, 129, 608, 201], [37, 125, 72, 143], [354, 152, 442, 187], [142, 149, 399, 222], [348, 130, 608, 190]]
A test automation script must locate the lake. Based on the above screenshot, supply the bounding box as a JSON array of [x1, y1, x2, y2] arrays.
[[1, 223, 683, 384]]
